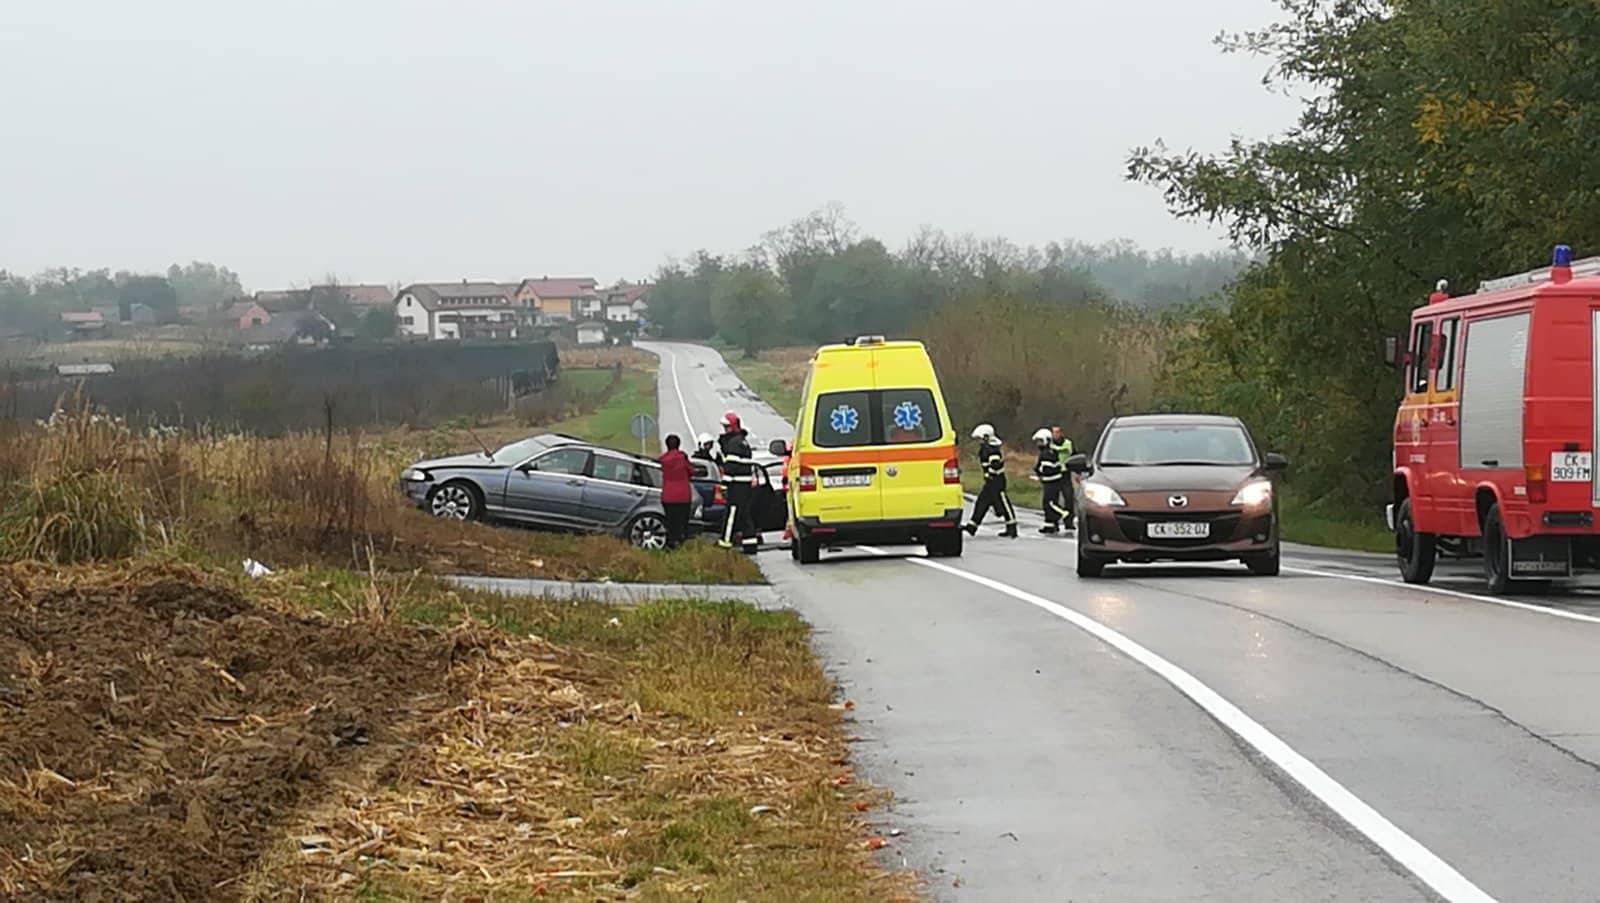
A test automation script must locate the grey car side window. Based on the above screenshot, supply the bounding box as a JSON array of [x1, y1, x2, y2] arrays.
[[591, 455, 635, 484], [528, 448, 589, 475]]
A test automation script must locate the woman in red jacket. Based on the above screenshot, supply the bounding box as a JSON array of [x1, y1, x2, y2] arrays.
[[657, 433, 694, 549]]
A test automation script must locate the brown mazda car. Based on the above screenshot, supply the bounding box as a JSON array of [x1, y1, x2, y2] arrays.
[[1066, 414, 1287, 578]]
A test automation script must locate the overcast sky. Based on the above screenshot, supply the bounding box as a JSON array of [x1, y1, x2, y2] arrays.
[[2, 1, 1299, 290]]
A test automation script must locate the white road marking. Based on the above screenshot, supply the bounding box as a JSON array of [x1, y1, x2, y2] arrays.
[[657, 344, 699, 438], [856, 545, 1496, 903], [1282, 566, 1600, 627]]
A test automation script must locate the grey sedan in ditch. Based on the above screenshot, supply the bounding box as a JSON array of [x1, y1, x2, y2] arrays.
[[399, 434, 694, 549]]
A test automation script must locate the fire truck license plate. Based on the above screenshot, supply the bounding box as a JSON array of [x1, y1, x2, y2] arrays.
[[1551, 451, 1593, 482], [1148, 522, 1210, 539]]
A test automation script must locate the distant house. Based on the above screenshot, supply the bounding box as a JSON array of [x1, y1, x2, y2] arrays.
[[127, 303, 159, 326], [575, 321, 607, 346], [221, 301, 272, 330], [253, 289, 310, 313], [395, 282, 522, 340], [602, 282, 652, 323], [309, 283, 395, 310], [515, 277, 599, 323], [239, 311, 335, 348], [60, 311, 106, 337]]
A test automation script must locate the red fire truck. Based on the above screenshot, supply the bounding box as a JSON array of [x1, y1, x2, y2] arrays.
[[1389, 244, 1600, 593]]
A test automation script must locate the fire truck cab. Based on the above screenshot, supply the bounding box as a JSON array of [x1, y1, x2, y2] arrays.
[[1390, 244, 1600, 593]]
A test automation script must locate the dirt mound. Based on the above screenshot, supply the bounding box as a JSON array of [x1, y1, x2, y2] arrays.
[[0, 564, 491, 900]]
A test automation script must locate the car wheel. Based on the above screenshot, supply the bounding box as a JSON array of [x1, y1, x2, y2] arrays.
[[1245, 542, 1281, 577], [796, 532, 821, 565], [1482, 503, 1511, 595], [1076, 544, 1106, 578], [628, 512, 669, 551], [925, 529, 962, 558], [428, 481, 481, 521], [1395, 498, 1436, 584]]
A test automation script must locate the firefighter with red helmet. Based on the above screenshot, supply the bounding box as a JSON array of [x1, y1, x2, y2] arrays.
[[716, 411, 759, 553]]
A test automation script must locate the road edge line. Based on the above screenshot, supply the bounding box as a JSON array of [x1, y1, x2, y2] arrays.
[[857, 545, 1495, 903], [1281, 565, 1600, 626]]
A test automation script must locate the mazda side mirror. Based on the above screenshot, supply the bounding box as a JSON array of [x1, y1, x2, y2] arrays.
[[1382, 336, 1399, 367], [1065, 453, 1090, 474], [768, 438, 790, 456], [1263, 452, 1289, 472]]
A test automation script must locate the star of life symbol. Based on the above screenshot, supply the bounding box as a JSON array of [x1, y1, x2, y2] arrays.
[[830, 404, 859, 434], [892, 401, 922, 431]]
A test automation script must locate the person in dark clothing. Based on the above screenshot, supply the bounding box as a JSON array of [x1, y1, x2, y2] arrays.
[[716, 412, 760, 553], [658, 433, 694, 549], [1032, 427, 1068, 534], [964, 423, 1017, 538]]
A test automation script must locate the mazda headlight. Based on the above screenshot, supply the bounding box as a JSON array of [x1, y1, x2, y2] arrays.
[[402, 468, 431, 482], [1081, 483, 1126, 508], [1231, 479, 1272, 507]]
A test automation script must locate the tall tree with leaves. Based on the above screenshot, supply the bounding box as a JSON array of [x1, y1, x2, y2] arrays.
[[1128, 0, 1600, 505], [711, 263, 788, 357]]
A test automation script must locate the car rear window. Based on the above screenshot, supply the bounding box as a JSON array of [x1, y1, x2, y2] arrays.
[[812, 388, 943, 448], [591, 455, 635, 484]]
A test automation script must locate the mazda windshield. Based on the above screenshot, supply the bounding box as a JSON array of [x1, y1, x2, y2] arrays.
[[1098, 424, 1256, 467]]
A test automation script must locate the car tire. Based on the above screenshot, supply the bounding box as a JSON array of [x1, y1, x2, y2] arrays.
[[925, 529, 963, 558], [1395, 498, 1436, 585], [1245, 542, 1281, 577], [1076, 544, 1106, 578], [1482, 503, 1512, 595], [627, 512, 669, 551], [796, 532, 821, 565], [427, 481, 482, 522]]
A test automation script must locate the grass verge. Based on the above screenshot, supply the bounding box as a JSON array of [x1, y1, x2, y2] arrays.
[[1278, 489, 1392, 553], [726, 347, 814, 424], [0, 560, 908, 900]]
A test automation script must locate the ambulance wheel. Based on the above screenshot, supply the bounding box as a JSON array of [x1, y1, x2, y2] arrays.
[[1394, 498, 1436, 585], [925, 530, 962, 558], [795, 532, 821, 565], [1482, 503, 1511, 595]]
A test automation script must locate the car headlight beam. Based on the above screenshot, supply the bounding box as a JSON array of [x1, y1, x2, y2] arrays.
[[1082, 483, 1126, 508], [1231, 479, 1273, 507]]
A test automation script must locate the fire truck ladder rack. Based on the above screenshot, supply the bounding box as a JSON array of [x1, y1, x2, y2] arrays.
[[1477, 255, 1600, 293]]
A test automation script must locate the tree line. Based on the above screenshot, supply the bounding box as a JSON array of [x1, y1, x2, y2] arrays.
[[645, 203, 1244, 356], [0, 263, 243, 339], [1129, 0, 1600, 511]]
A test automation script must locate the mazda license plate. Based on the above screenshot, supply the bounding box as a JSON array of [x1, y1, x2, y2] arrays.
[[822, 473, 872, 488], [1148, 521, 1210, 539]]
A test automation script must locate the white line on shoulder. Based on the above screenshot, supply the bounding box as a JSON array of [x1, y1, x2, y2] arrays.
[[661, 345, 698, 438], [856, 545, 1495, 903], [1282, 566, 1600, 626]]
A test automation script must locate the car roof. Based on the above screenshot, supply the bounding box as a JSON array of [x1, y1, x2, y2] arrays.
[[1106, 413, 1244, 428], [522, 433, 661, 467]]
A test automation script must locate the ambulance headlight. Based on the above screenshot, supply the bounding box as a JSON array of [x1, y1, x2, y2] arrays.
[[1082, 483, 1126, 508], [1231, 479, 1273, 508]]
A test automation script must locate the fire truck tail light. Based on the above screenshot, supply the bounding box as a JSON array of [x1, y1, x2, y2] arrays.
[[1526, 464, 1548, 504]]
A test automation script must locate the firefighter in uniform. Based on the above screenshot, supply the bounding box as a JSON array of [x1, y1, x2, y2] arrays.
[[692, 432, 718, 463], [1051, 425, 1076, 531], [715, 412, 760, 553], [1032, 427, 1068, 534], [963, 424, 1017, 538]]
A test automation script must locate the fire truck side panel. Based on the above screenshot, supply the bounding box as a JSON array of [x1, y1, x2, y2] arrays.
[[1457, 310, 1533, 535], [1520, 296, 1597, 534]]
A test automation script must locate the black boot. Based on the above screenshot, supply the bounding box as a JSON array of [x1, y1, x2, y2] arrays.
[[1001, 524, 1018, 539], [963, 522, 979, 536], [1039, 524, 1058, 534]]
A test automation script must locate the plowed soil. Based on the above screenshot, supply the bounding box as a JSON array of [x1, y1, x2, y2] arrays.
[[0, 564, 490, 900]]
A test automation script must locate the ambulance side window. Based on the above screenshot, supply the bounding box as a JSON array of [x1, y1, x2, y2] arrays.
[[1409, 321, 1433, 395], [1435, 318, 1459, 392]]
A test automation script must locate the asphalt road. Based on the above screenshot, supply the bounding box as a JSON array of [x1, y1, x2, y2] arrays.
[[639, 340, 1600, 902]]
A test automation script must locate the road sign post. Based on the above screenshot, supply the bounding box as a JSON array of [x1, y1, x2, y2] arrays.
[[629, 412, 657, 455]]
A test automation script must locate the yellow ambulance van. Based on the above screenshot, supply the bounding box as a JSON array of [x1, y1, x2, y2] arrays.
[[775, 336, 964, 563]]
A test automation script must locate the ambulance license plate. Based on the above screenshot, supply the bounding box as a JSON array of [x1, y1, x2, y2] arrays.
[[822, 473, 872, 488], [1148, 521, 1210, 539], [1551, 451, 1593, 482]]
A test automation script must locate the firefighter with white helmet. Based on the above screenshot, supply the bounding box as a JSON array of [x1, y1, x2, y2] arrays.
[[1032, 427, 1069, 534], [964, 423, 1017, 538], [716, 411, 759, 553], [692, 431, 717, 462]]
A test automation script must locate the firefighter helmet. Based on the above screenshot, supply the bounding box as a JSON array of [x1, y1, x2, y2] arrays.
[[971, 423, 996, 440], [1032, 428, 1052, 445], [721, 411, 741, 430]]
